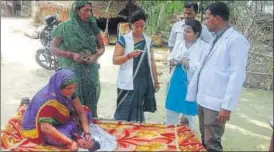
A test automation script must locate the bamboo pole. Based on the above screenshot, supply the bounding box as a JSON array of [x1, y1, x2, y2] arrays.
[[200, 1, 204, 22], [21, 0, 23, 16], [246, 71, 273, 76], [174, 125, 180, 151], [104, 1, 112, 35], [248, 51, 273, 57]]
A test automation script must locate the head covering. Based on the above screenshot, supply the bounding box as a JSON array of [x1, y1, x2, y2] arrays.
[[61, 75, 76, 89], [70, 1, 96, 23], [68, 1, 98, 53], [22, 69, 76, 130], [52, 1, 99, 54]]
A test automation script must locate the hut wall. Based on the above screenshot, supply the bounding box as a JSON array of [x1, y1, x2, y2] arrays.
[[244, 51, 273, 90], [229, 4, 273, 90]]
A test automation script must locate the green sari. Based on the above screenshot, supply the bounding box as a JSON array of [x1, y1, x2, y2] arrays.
[[52, 1, 100, 117]]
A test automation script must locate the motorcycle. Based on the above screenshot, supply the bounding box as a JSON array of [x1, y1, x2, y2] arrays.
[[35, 14, 60, 70]]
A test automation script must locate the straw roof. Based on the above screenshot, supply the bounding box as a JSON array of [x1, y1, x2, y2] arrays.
[[92, 0, 141, 18], [34, 0, 141, 19], [35, 1, 72, 12]]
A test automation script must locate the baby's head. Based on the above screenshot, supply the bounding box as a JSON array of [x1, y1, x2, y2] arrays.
[[180, 116, 189, 127]]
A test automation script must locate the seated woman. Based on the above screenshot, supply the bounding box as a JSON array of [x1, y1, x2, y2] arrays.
[[21, 69, 100, 151], [165, 19, 209, 130]]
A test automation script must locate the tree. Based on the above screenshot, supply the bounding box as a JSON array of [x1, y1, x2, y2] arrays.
[[140, 1, 185, 35]]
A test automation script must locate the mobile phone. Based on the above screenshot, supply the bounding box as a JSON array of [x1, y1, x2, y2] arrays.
[[138, 49, 146, 53], [83, 57, 89, 62]]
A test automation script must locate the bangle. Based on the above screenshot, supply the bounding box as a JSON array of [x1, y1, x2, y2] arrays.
[[95, 51, 100, 58], [126, 54, 131, 59], [72, 134, 82, 140], [155, 82, 160, 85], [83, 132, 91, 137], [69, 52, 73, 59]]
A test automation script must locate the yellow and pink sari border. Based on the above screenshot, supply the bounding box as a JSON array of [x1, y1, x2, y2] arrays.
[[21, 100, 69, 139]]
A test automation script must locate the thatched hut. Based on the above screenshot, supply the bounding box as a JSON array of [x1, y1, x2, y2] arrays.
[[92, 0, 141, 19], [230, 3, 273, 90], [92, 0, 142, 43], [31, 1, 72, 24], [31, 0, 143, 43]]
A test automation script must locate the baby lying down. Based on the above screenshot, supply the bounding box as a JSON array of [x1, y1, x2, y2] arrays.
[[72, 133, 100, 152], [78, 124, 118, 151]]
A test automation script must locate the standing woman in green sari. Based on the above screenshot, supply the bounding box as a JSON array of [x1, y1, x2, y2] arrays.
[[50, 1, 105, 118]]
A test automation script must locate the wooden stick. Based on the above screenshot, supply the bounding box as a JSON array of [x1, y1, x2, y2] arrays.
[[248, 51, 273, 57], [174, 125, 180, 151], [246, 71, 273, 76]]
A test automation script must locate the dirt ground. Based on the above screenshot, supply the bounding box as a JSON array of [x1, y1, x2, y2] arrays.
[[1, 17, 273, 151]]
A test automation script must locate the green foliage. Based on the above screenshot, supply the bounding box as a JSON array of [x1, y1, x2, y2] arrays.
[[140, 1, 186, 35], [139, 1, 235, 35]]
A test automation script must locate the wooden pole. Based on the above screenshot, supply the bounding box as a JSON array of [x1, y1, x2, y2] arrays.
[[269, 133, 273, 151], [200, 1, 204, 22], [103, 1, 112, 35], [105, 18, 109, 34], [269, 121, 273, 152], [260, 0, 264, 12], [21, 0, 23, 16]]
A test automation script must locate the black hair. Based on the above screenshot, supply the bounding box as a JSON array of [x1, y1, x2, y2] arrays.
[[60, 84, 67, 90], [184, 2, 198, 14], [129, 10, 148, 24], [206, 2, 229, 21], [185, 19, 202, 38]]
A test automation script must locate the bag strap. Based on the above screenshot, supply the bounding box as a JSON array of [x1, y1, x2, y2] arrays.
[[117, 43, 147, 108], [196, 27, 230, 92]]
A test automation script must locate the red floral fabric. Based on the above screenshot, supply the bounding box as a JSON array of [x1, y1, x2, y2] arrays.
[[1, 105, 205, 151]]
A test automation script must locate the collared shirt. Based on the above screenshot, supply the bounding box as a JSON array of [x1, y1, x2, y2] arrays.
[[168, 19, 213, 48], [212, 26, 230, 41], [186, 27, 250, 112]]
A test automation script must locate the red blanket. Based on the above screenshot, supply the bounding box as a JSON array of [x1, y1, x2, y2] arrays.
[[1, 105, 205, 151]]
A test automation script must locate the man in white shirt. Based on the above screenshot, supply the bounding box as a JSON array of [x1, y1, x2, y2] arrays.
[[168, 2, 212, 53], [186, 2, 250, 151]]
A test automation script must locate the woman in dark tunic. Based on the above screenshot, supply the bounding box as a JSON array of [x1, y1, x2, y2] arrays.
[[113, 10, 160, 123]]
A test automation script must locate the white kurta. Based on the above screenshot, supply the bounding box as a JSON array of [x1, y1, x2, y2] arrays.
[[186, 27, 250, 112], [168, 38, 209, 82]]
